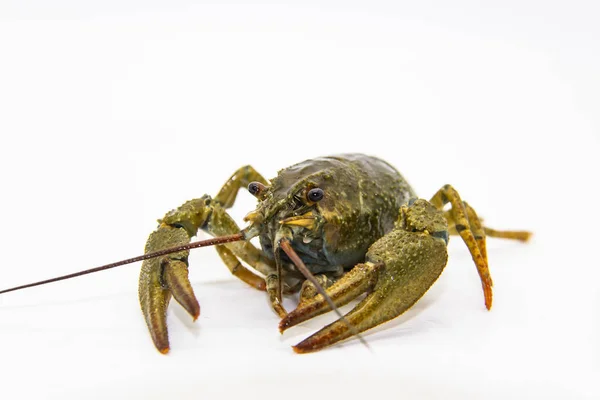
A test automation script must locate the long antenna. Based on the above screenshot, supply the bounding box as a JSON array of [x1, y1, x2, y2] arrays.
[[0, 233, 244, 295]]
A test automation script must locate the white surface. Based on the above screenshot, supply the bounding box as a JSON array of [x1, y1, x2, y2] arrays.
[[0, 1, 598, 399]]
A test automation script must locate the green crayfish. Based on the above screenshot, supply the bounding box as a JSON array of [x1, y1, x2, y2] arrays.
[[1, 154, 531, 353]]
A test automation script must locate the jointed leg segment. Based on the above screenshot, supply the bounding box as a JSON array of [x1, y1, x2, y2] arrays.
[[214, 165, 268, 208], [430, 185, 493, 309]]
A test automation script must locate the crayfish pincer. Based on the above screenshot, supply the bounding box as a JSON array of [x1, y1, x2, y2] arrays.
[[0, 154, 531, 354]]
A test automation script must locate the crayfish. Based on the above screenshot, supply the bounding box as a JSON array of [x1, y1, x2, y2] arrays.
[[0, 154, 531, 353]]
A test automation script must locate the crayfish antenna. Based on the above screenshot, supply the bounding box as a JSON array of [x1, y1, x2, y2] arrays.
[[0, 233, 245, 295]]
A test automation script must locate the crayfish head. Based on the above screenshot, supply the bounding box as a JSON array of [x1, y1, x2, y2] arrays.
[[242, 155, 410, 271], [241, 172, 332, 271]]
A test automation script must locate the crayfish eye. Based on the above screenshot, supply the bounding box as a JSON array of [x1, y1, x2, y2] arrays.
[[248, 182, 265, 196], [307, 188, 324, 202]]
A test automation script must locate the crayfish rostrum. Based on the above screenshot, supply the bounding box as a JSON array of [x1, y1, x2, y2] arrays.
[[0, 154, 531, 354]]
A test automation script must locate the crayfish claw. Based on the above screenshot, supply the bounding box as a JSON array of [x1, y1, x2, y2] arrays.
[[139, 226, 198, 354], [139, 256, 171, 354], [291, 292, 380, 354], [163, 259, 200, 321], [280, 262, 380, 333], [292, 201, 450, 352]]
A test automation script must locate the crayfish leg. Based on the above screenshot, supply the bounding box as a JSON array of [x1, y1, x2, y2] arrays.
[[215, 245, 266, 291], [430, 185, 493, 309], [213, 165, 268, 208], [266, 272, 288, 318], [483, 227, 532, 242]]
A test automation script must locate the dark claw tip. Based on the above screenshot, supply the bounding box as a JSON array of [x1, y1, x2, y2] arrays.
[[279, 318, 291, 333], [292, 345, 306, 354], [292, 343, 316, 354]]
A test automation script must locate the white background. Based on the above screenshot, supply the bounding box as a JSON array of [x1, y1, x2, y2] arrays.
[[0, 1, 598, 399]]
